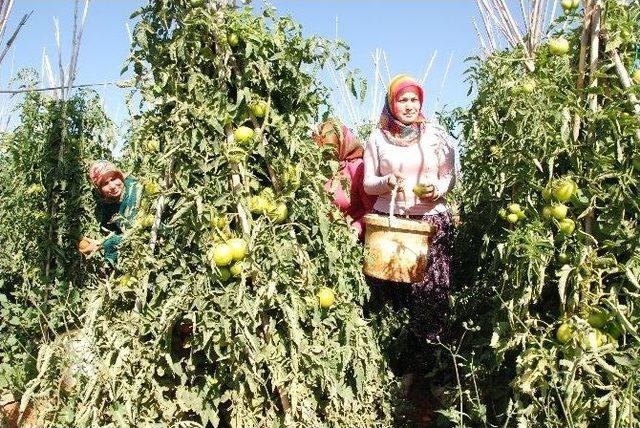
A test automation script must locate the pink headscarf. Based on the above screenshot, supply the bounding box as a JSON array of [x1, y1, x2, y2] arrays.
[[89, 160, 124, 189]]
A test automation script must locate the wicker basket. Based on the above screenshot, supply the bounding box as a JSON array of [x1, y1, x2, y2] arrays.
[[363, 187, 436, 283]]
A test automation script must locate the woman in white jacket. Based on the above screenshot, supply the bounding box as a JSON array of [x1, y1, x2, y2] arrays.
[[363, 74, 456, 379]]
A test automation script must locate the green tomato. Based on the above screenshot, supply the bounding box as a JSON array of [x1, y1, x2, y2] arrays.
[[317, 287, 335, 308], [26, 184, 45, 195], [541, 188, 551, 201], [587, 309, 609, 329], [498, 208, 507, 219], [579, 329, 607, 350], [521, 80, 536, 93], [144, 180, 161, 195], [556, 323, 573, 344], [269, 203, 288, 223], [229, 262, 244, 277], [216, 215, 227, 229], [234, 126, 254, 143], [553, 180, 574, 202], [212, 243, 233, 267], [248, 195, 268, 214], [228, 33, 239, 47], [227, 238, 248, 261], [146, 140, 160, 153], [549, 37, 570, 56], [550, 204, 568, 220], [507, 203, 521, 214], [557, 252, 569, 264], [558, 218, 575, 235], [506, 213, 519, 224], [250, 100, 267, 118], [140, 214, 155, 228], [542, 205, 553, 219]]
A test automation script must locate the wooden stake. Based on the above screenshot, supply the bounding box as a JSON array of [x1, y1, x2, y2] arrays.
[[419, 50, 438, 86], [0, 10, 30, 66], [572, 0, 593, 142], [587, 1, 601, 113], [611, 49, 640, 140], [584, 0, 602, 238]]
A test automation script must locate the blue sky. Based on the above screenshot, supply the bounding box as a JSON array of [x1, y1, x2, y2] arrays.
[[0, 1, 553, 132]]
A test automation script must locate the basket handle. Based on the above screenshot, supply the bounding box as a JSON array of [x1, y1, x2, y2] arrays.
[[388, 186, 397, 228]]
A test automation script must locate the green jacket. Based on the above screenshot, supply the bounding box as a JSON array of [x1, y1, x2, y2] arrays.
[[99, 177, 140, 263]]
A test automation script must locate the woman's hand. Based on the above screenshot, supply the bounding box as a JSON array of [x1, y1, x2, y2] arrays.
[[78, 237, 101, 256], [386, 172, 405, 192]]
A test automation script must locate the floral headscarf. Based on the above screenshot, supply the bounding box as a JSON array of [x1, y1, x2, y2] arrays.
[[379, 74, 426, 147], [313, 119, 363, 162], [89, 160, 124, 189]]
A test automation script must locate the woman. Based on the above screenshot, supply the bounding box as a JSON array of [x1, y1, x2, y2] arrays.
[[314, 119, 376, 241], [79, 160, 140, 263], [363, 74, 456, 375]]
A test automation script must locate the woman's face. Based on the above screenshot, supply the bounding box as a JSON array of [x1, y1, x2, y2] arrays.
[[100, 177, 124, 200], [393, 90, 421, 125]]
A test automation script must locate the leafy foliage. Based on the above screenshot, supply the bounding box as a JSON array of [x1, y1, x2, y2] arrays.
[[0, 75, 113, 396], [27, 2, 394, 426], [446, 1, 640, 426]]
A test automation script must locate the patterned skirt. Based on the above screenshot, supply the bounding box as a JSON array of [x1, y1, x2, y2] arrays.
[[366, 210, 454, 372]]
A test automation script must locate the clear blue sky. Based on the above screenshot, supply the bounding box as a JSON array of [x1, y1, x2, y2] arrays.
[[1, 1, 555, 132]]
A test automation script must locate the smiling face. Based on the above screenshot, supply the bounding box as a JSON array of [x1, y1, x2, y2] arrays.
[[100, 176, 124, 200], [393, 90, 421, 125]]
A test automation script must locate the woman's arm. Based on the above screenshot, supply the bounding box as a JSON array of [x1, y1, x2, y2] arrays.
[[101, 235, 121, 263], [363, 133, 393, 195]]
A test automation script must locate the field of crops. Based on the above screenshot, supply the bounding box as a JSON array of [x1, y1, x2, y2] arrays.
[[1, 0, 639, 427]]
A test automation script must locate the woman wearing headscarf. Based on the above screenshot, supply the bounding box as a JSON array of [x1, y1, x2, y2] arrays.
[[79, 160, 141, 263], [363, 75, 456, 378], [314, 119, 377, 241]]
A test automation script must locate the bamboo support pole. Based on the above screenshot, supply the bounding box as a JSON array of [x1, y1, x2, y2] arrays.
[[0, 10, 30, 66], [611, 49, 640, 140], [477, 0, 498, 50], [0, 0, 14, 38], [473, 20, 489, 56], [479, 0, 516, 47], [572, 0, 593, 142], [419, 50, 438, 86], [548, 0, 559, 26], [587, 1, 601, 114], [66, 0, 89, 95], [149, 158, 174, 252], [434, 52, 453, 114], [584, 0, 601, 239], [370, 49, 380, 122], [382, 50, 392, 83]]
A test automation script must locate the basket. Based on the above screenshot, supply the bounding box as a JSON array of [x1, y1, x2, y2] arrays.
[[363, 187, 436, 283]]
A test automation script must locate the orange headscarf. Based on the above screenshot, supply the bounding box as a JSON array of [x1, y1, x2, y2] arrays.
[[313, 120, 363, 162]]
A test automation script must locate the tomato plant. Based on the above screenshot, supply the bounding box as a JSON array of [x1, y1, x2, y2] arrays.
[[445, 1, 640, 426], [0, 76, 113, 400], [25, 2, 393, 427]]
